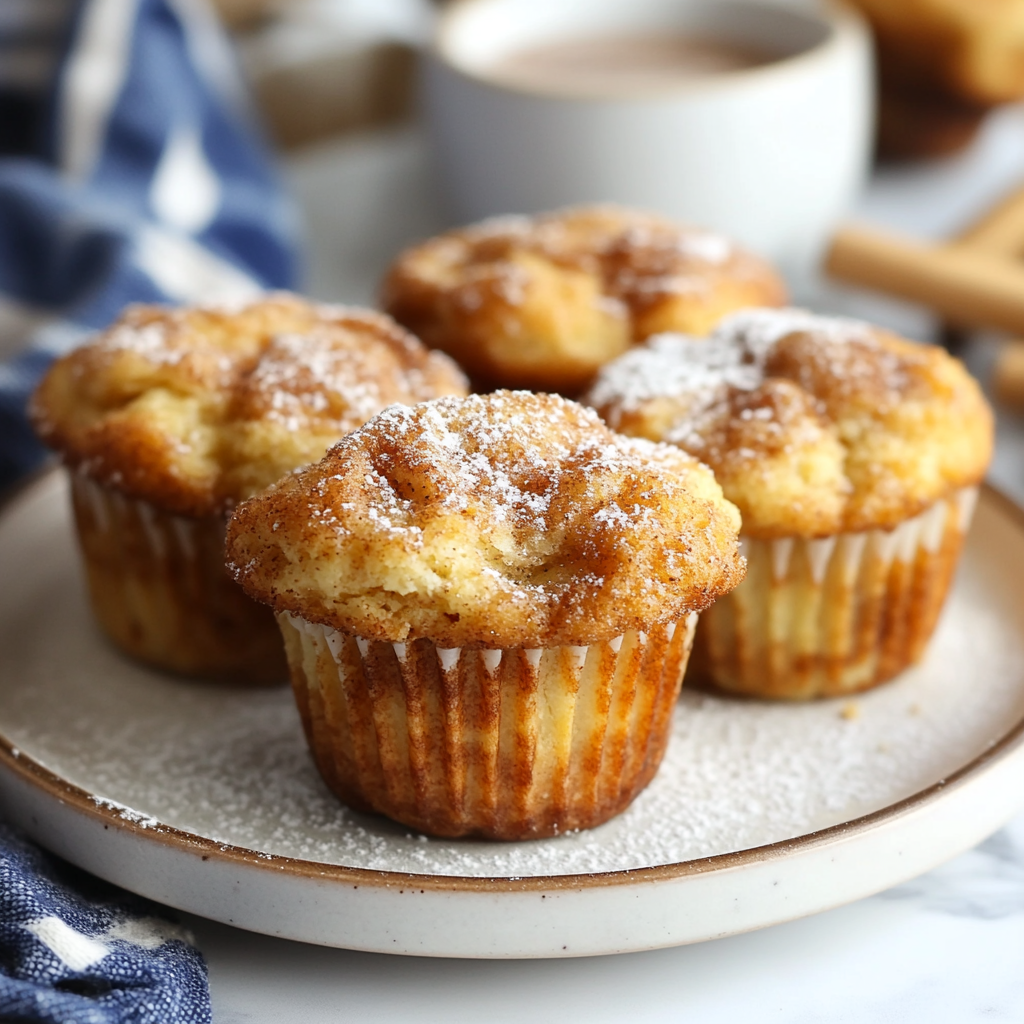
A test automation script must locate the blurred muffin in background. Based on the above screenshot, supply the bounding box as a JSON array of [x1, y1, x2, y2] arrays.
[[846, 0, 1024, 158], [212, 0, 427, 150], [31, 294, 467, 684], [381, 205, 787, 395]]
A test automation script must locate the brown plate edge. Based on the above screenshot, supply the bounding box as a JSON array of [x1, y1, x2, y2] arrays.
[[1, 468, 1023, 895]]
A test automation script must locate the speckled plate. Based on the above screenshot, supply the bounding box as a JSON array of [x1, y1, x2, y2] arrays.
[[2, 469, 1024, 958]]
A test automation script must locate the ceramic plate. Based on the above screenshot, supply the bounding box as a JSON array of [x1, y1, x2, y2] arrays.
[[2, 471, 1024, 958]]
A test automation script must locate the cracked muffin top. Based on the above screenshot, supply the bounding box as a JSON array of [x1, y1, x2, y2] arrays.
[[380, 205, 786, 394], [31, 294, 469, 517], [225, 391, 744, 648], [584, 308, 993, 538]]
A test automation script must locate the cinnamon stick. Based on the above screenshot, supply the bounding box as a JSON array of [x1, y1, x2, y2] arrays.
[[956, 183, 1024, 256], [825, 224, 1024, 336]]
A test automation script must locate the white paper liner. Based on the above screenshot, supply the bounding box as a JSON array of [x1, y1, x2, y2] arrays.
[[697, 487, 978, 699], [69, 471, 284, 683], [278, 612, 698, 839], [75, 472, 202, 563]]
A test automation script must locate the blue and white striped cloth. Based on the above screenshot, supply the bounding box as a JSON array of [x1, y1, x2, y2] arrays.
[[0, 822, 210, 1023], [0, 0, 299, 490], [0, 1, 297, 1016]]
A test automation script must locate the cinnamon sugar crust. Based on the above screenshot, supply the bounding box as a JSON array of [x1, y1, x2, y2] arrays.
[[380, 205, 787, 393], [31, 294, 469, 517], [226, 391, 744, 648], [585, 308, 993, 537]]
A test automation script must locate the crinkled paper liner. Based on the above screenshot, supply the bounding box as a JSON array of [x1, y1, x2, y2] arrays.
[[70, 472, 286, 684], [278, 611, 698, 840], [694, 487, 979, 699]]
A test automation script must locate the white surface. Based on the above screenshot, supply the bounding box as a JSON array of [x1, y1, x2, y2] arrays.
[[4, 474, 1023, 958], [188, 815, 1024, 1022], [424, 0, 872, 273]]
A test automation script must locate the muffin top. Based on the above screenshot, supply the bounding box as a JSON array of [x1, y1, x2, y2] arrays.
[[846, 0, 1024, 106], [226, 391, 744, 648], [31, 294, 468, 517], [380, 205, 787, 394], [585, 308, 993, 538]]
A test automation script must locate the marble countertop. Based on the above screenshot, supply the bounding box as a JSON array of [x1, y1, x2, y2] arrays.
[[192, 108, 1024, 1022], [189, 814, 1024, 1022]]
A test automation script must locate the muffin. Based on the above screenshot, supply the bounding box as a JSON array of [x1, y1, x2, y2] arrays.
[[846, 0, 1024, 159], [585, 308, 993, 699], [31, 294, 468, 684], [846, 0, 1024, 108], [225, 391, 744, 838], [876, 83, 989, 161], [381, 205, 787, 394]]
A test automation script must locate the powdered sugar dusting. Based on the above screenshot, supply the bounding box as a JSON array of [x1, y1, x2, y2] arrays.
[[39, 294, 468, 513], [716, 306, 872, 355], [585, 333, 761, 416], [99, 321, 180, 363], [243, 330, 386, 431], [587, 307, 874, 419], [676, 230, 733, 264], [89, 796, 160, 830], [316, 392, 689, 538]]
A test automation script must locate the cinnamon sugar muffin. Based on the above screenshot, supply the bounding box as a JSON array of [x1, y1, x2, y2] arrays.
[[846, 0, 1024, 158], [31, 294, 468, 683], [585, 308, 993, 699], [381, 205, 787, 394], [847, 0, 1024, 108], [226, 391, 744, 838]]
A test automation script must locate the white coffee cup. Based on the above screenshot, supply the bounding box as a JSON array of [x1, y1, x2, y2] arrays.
[[423, 0, 873, 274]]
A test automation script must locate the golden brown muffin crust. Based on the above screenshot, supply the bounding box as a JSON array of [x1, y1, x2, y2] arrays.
[[585, 309, 993, 537], [31, 294, 469, 517], [226, 391, 744, 648], [846, 0, 1024, 107], [381, 205, 787, 393]]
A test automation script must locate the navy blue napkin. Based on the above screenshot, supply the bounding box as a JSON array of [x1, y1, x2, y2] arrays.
[[0, 822, 210, 1023], [0, 0, 299, 491]]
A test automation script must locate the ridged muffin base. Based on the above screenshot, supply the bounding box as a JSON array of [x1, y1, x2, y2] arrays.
[[70, 472, 286, 685], [278, 612, 698, 839], [693, 488, 978, 699]]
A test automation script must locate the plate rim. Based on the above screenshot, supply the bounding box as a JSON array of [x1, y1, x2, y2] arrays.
[[2, 468, 1023, 894]]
